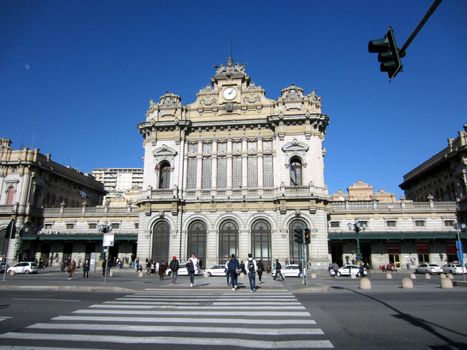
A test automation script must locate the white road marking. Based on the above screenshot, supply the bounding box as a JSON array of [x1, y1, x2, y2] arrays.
[[90, 304, 305, 310], [0, 333, 334, 348], [73, 309, 311, 317]]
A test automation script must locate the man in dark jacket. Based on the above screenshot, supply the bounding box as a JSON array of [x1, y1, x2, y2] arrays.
[[227, 254, 240, 290], [169, 256, 180, 284]]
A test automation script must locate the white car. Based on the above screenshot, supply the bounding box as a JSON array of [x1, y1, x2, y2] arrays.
[[415, 263, 443, 274], [441, 263, 466, 275], [7, 261, 38, 274], [271, 264, 301, 278], [331, 264, 367, 277], [204, 264, 227, 277], [166, 262, 202, 277]]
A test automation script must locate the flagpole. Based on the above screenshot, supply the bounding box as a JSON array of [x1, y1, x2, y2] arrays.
[[2, 219, 15, 282]]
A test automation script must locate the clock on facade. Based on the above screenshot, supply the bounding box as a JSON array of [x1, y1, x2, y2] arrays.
[[223, 87, 237, 100]]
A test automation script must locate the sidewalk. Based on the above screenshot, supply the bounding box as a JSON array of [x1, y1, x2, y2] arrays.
[[1, 267, 326, 293]]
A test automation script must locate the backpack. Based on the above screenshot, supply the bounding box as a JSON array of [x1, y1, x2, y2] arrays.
[[227, 259, 238, 272], [185, 260, 194, 273], [248, 260, 255, 273]]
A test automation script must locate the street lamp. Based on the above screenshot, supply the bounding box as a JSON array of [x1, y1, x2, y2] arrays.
[[454, 222, 466, 282], [98, 222, 112, 284], [347, 220, 366, 262]]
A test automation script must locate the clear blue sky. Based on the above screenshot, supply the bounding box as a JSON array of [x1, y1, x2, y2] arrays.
[[1, 0, 466, 197]]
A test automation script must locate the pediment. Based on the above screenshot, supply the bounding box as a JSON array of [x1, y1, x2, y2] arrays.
[[281, 139, 309, 153], [153, 145, 178, 157]]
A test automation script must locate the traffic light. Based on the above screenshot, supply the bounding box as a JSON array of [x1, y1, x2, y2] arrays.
[[368, 27, 402, 79], [294, 228, 303, 244], [304, 228, 311, 245]]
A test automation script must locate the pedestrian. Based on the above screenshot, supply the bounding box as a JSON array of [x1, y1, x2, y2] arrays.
[[102, 259, 107, 276], [332, 262, 339, 277], [227, 254, 240, 290], [244, 253, 257, 292], [359, 262, 365, 277], [186, 252, 199, 287], [82, 259, 90, 278], [169, 256, 180, 284], [257, 260, 264, 284], [274, 259, 284, 281], [68, 259, 76, 280], [159, 260, 166, 280], [225, 259, 230, 286]]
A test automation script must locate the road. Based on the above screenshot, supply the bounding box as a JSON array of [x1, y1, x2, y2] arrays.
[[0, 271, 466, 349]]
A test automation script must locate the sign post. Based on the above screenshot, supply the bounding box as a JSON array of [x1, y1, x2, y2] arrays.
[[100, 224, 113, 284]]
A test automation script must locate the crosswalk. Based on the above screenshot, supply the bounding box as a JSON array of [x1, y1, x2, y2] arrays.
[[0, 290, 333, 349]]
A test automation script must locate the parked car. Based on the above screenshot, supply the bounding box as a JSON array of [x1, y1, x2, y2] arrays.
[[7, 261, 38, 274], [0, 262, 7, 273], [165, 262, 202, 277], [281, 264, 301, 277], [330, 264, 367, 277], [441, 263, 467, 275], [204, 264, 227, 277], [415, 263, 443, 274]]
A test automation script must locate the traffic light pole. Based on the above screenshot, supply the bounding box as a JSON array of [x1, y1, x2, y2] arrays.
[[302, 229, 307, 286], [399, 0, 442, 57]]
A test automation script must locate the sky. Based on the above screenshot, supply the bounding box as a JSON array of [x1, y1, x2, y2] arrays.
[[1, 0, 466, 198]]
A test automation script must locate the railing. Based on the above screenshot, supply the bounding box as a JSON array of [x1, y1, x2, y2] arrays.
[[43, 206, 137, 217], [329, 200, 457, 212]]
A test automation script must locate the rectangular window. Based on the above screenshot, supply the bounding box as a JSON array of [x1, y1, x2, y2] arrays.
[[263, 155, 273, 187], [186, 158, 197, 189], [386, 220, 397, 227], [217, 158, 227, 188], [330, 221, 340, 228], [247, 157, 258, 188], [232, 156, 242, 188], [201, 158, 212, 189], [111, 223, 120, 230], [44, 223, 53, 229], [444, 220, 455, 227], [415, 220, 425, 227], [134, 223, 139, 229], [88, 223, 97, 230], [66, 223, 74, 230]]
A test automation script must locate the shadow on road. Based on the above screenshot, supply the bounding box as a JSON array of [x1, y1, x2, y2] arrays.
[[331, 286, 467, 350]]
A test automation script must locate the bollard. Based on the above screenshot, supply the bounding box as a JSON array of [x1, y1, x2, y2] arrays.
[[447, 273, 454, 280], [440, 273, 446, 279], [386, 273, 392, 279], [440, 277, 453, 289], [9, 270, 15, 276], [109, 270, 113, 277], [425, 272, 431, 279], [359, 277, 372, 290], [401, 277, 414, 289], [350, 273, 356, 279], [410, 273, 416, 279], [138, 271, 144, 278], [310, 272, 317, 279]]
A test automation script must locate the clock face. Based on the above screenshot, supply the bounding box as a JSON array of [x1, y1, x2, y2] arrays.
[[223, 87, 237, 100]]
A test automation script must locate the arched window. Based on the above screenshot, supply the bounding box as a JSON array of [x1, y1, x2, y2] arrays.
[[187, 220, 207, 262], [158, 162, 171, 189], [6, 186, 15, 205], [289, 219, 307, 263], [289, 157, 302, 186], [152, 221, 170, 262], [251, 219, 271, 263], [219, 219, 239, 263]]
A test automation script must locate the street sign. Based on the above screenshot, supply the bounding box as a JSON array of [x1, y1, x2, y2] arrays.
[[103, 233, 115, 247]]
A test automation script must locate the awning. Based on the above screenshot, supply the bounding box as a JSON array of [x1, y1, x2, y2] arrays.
[[21, 233, 138, 241], [328, 231, 465, 241]]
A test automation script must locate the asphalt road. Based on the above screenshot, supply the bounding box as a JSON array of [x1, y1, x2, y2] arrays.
[[0, 270, 466, 349]]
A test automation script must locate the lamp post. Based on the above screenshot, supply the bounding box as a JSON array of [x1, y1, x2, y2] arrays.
[[347, 220, 366, 262], [454, 222, 466, 282], [98, 222, 112, 284]]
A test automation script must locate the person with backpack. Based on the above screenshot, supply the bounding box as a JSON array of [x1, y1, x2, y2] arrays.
[[274, 259, 284, 281], [186, 252, 199, 287], [244, 253, 257, 292], [227, 254, 240, 290], [169, 256, 180, 284]]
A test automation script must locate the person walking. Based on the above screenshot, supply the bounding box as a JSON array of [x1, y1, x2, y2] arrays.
[[159, 260, 166, 280], [68, 259, 76, 280], [186, 252, 199, 287], [274, 259, 284, 281], [227, 254, 240, 290], [244, 253, 257, 292], [169, 256, 180, 284], [82, 259, 90, 278], [225, 259, 230, 286], [257, 260, 265, 284]]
